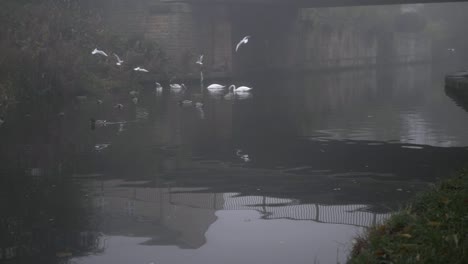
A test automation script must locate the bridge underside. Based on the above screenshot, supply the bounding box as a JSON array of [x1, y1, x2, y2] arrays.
[[106, 0, 465, 76], [176, 0, 467, 8]]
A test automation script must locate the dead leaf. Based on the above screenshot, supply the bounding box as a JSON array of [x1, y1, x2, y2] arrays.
[[399, 233, 412, 238], [441, 197, 450, 205], [427, 221, 441, 227]]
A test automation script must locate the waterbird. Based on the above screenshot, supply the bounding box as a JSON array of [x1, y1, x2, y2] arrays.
[[118, 123, 125, 133], [236, 36, 250, 52], [95, 144, 110, 152], [113, 53, 124, 66], [132, 97, 138, 105], [170, 83, 186, 90], [91, 48, 108, 57], [129, 90, 139, 97], [236, 149, 250, 162], [134, 67, 149, 73], [196, 55, 204, 65], [95, 119, 107, 127], [229, 84, 252, 92], [179, 100, 193, 107], [195, 102, 204, 108], [97, 99, 103, 105], [207, 84, 226, 90], [114, 103, 124, 110], [90, 118, 107, 130]]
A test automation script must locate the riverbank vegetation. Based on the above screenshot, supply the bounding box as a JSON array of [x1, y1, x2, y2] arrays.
[[0, 0, 169, 110], [349, 171, 468, 263]]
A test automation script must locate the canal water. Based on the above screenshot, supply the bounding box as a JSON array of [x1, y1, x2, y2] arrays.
[[1, 64, 468, 263]]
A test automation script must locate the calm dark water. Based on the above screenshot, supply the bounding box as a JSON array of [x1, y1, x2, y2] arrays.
[[1, 64, 468, 264]]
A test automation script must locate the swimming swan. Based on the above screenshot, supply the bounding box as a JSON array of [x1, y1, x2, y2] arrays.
[[207, 84, 226, 90], [229, 85, 252, 92]]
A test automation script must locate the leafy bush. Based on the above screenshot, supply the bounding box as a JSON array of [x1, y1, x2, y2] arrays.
[[0, 0, 169, 108]]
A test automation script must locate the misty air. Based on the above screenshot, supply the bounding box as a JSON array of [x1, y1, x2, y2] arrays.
[[0, 0, 467, 263]]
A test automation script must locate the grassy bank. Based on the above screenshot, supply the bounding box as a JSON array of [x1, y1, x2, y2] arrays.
[[349, 171, 468, 263]]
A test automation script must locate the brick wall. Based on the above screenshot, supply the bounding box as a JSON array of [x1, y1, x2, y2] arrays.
[[105, 1, 233, 77]]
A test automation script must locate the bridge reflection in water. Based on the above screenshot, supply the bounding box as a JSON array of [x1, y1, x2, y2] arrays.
[[87, 179, 391, 250]]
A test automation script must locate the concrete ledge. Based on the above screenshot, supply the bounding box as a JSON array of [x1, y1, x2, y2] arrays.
[[445, 71, 468, 112], [445, 71, 468, 93]]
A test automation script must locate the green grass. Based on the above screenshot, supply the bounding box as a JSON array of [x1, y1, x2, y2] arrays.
[[349, 171, 468, 264]]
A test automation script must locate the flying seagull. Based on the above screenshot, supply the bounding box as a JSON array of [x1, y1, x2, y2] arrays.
[[196, 55, 204, 65], [235, 36, 250, 52], [92, 48, 108, 57], [134, 67, 149, 73], [113, 53, 124, 66]]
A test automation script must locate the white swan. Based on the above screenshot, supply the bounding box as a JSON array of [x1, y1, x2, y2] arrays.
[[207, 84, 226, 90], [229, 85, 252, 92], [92, 48, 108, 57], [236, 36, 250, 52]]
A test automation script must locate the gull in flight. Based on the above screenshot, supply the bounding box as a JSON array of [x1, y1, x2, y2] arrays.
[[196, 55, 204, 65], [113, 53, 124, 66], [236, 36, 250, 52], [92, 48, 108, 57], [134, 67, 149, 73]]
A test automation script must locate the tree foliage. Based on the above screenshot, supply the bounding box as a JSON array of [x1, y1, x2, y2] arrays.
[[0, 0, 168, 109]]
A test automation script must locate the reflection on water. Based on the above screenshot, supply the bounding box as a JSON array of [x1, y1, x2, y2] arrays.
[[1, 65, 468, 263]]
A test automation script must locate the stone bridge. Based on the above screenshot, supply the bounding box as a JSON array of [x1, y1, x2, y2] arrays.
[[166, 0, 466, 7], [105, 0, 467, 77]]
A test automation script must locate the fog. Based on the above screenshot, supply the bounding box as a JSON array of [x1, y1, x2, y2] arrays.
[[1, 0, 468, 264]]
